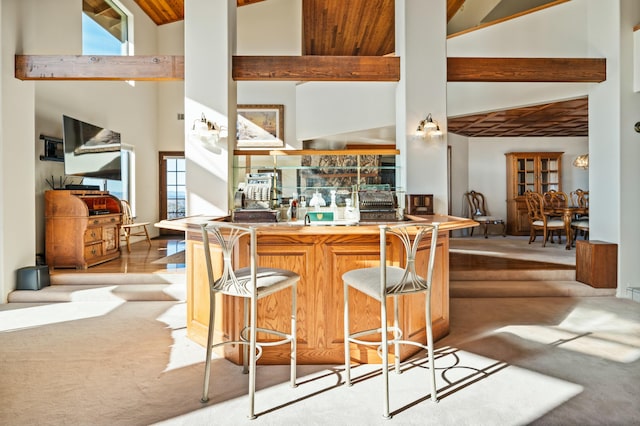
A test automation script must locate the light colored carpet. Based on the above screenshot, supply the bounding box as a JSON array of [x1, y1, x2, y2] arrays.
[[1, 297, 638, 425], [450, 235, 576, 266]]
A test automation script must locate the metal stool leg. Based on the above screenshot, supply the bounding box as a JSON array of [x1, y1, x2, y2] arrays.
[[343, 280, 352, 386]]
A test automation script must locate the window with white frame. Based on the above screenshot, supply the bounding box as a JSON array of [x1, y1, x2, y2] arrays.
[[82, 0, 133, 55]]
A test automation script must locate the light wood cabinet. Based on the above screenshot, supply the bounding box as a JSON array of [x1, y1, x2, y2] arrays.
[[185, 225, 450, 365], [45, 190, 122, 269], [505, 152, 563, 235]]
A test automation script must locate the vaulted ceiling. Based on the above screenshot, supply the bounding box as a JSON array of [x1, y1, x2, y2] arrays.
[[130, 0, 589, 138]]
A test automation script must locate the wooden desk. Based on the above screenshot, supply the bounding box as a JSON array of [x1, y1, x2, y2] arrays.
[[156, 214, 476, 365]]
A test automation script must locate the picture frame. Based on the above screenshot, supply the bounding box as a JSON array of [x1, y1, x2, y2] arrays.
[[237, 104, 284, 148]]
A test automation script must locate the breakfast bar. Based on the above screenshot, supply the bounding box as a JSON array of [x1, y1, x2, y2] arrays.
[[158, 214, 476, 366]]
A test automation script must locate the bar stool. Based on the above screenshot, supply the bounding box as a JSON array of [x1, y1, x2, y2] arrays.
[[199, 222, 299, 419], [343, 222, 440, 419]]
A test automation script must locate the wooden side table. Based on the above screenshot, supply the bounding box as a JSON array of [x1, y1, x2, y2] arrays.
[[576, 240, 617, 288]]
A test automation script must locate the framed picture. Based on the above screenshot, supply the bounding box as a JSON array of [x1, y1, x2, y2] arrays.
[[237, 104, 284, 148]]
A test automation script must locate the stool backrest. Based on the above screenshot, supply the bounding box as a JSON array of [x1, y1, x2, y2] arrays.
[[201, 223, 256, 297], [380, 222, 439, 295]]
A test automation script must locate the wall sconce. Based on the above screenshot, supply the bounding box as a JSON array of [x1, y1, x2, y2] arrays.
[[416, 113, 443, 139], [572, 153, 589, 169], [190, 113, 221, 145]]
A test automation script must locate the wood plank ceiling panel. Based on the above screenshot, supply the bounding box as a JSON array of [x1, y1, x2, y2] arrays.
[[133, 0, 183, 25], [133, 0, 266, 25], [447, 97, 589, 137], [302, 0, 394, 56]]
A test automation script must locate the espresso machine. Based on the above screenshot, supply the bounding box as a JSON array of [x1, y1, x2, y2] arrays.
[[232, 172, 279, 222]]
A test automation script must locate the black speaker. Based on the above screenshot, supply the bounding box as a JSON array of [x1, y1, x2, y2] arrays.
[[16, 266, 50, 290]]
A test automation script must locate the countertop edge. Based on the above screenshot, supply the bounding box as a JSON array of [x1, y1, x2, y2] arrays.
[[155, 214, 478, 234]]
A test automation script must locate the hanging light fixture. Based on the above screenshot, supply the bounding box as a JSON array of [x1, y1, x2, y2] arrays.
[[572, 153, 589, 169]]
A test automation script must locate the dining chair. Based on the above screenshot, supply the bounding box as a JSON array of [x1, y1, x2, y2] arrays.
[[524, 191, 565, 247], [542, 189, 569, 210], [569, 189, 589, 245], [541, 190, 570, 243], [464, 190, 506, 238], [120, 199, 151, 252], [199, 222, 299, 420], [343, 222, 440, 419], [570, 189, 590, 216]]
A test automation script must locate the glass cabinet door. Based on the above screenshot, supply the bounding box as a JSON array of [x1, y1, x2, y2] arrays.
[[516, 156, 537, 195], [539, 156, 561, 193]]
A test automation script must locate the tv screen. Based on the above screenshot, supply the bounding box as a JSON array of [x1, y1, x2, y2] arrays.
[[62, 115, 122, 181]]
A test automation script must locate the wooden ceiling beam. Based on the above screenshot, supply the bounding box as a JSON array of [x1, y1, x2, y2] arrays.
[[232, 55, 400, 81], [447, 57, 606, 82], [15, 55, 606, 84], [15, 55, 184, 81]]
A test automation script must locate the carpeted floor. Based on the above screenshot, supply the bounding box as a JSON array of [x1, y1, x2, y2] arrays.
[[450, 235, 576, 266], [1, 296, 639, 425]]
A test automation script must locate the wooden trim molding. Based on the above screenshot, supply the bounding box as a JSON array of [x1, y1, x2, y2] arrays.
[[634, 23, 640, 32], [447, 57, 606, 83], [15, 55, 184, 81], [232, 55, 400, 81]]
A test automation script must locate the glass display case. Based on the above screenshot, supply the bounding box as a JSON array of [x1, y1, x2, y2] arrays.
[[233, 148, 401, 209]]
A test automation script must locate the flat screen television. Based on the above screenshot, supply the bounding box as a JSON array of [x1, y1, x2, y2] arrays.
[[62, 115, 122, 181]]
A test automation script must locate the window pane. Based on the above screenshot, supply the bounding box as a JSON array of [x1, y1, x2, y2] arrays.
[[82, 0, 128, 55], [166, 156, 186, 220]]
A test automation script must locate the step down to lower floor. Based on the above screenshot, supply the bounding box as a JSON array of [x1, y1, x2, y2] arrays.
[[450, 268, 576, 282], [451, 280, 616, 298], [50, 272, 185, 286], [8, 283, 186, 303]]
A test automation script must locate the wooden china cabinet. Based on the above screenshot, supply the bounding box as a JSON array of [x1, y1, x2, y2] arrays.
[[505, 152, 563, 235]]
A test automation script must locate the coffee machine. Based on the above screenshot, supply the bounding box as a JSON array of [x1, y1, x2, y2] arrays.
[[232, 172, 279, 222]]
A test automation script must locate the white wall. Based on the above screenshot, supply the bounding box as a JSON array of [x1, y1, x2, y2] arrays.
[[447, 0, 591, 117], [616, 0, 640, 297], [467, 137, 589, 221], [448, 133, 470, 237], [1, 0, 38, 302], [157, 21, 186, 153], [296, 82, 397, 144]]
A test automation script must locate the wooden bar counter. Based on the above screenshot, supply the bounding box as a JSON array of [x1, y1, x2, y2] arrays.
[[156, 214, 476, 365]]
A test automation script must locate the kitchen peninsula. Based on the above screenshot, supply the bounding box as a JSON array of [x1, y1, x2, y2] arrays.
[[156, 214, 476, 365]]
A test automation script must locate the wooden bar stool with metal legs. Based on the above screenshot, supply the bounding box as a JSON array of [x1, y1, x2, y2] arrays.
[[199, 222, 299, 420], [343, 222, 440, 419]]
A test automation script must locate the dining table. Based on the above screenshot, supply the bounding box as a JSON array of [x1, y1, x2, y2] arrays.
[[546, 205, 589, 250]]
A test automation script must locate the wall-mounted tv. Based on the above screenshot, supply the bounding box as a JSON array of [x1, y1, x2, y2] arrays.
[[62, 115, 122, 181]]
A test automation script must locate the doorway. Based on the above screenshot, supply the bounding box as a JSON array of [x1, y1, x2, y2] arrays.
[[159, 151, 185, 236]]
